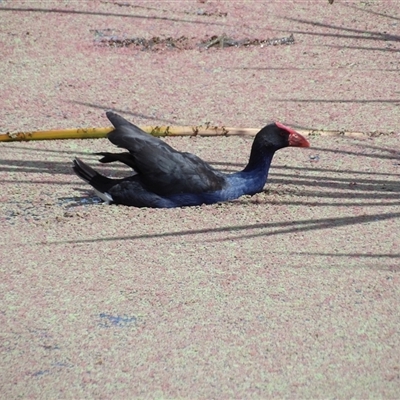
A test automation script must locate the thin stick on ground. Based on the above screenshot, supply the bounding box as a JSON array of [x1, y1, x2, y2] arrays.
[[0, 125, 392, 142]]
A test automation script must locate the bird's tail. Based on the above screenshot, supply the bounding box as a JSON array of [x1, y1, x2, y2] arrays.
[[72, 157, 114, 203]]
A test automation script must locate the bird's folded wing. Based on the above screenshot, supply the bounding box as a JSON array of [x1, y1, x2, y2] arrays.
[[107, 124, 226, 195]]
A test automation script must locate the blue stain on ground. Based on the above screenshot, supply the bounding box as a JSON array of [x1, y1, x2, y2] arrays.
[[99, 313, 137, 327], [31, 363, 74, 378], [52, 361, 74, 368], [32, 370, 50, 377]]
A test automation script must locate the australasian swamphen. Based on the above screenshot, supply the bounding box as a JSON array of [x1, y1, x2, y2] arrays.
[[73, 111, 310, 208]]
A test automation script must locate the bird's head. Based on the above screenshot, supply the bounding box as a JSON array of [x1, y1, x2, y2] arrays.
[[256, 122, 310, 150]]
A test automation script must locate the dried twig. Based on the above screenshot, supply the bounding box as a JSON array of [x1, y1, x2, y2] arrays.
[[93, 31, 295, 50], [0, 125, 391, 142]]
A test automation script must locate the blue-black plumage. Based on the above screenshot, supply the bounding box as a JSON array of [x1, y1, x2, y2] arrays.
[[73, 112, 309, 208]]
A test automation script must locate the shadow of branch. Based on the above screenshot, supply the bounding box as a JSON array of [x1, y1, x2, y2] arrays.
[[42, 211, 400, 244], [68, 101, 179, 125], [0, 6, 225, 26]]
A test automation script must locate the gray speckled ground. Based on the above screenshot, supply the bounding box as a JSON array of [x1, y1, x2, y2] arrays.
[[1, 1, 400, 398]]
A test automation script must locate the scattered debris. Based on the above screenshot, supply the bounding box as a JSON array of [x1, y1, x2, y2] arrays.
[[94, 32, 193, 50], [201, 33, 295, 49], [93, 30, 295, 51], [195, 9, 227, 17]]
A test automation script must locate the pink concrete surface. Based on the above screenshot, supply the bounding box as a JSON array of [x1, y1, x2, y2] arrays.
[[1, 1, 400, 398]]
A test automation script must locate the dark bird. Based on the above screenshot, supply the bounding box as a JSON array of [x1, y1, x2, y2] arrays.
[[73, 111, 310, 208]]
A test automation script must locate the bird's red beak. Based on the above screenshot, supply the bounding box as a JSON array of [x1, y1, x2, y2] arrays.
[[288, 130, 310, 147], [276, 122, 310, 148]]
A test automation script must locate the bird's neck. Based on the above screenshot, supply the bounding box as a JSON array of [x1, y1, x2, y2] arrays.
[[224, 144, 276, 197], [242, 142, 276, 175]]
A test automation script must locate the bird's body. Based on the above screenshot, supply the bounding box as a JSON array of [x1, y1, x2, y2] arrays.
[[73, 112, 309, 208]]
